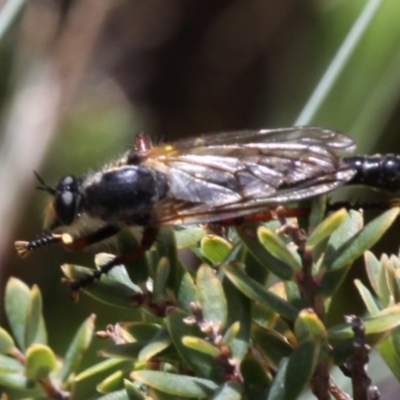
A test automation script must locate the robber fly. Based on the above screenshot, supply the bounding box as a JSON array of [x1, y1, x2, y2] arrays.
[[15, 126, 374, 292]]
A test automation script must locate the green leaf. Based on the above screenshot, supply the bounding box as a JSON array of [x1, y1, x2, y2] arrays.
[[125, 379, 147, 400], [4, 278, 31, 350], [182, 336, 221, 357], [167, 309, 221, 381], [0, 373, 31, 389], [252, 324, 293, 368], [383, 256, 400, 303], [97, 389, 130, 399], [197, 264, 228, 327], [294, 309, 329, 362], [99, 342, 149, 360], [222, 321, 241, 347], [321, 208, 399, 296], [200, 235, 232, 264], [283, 341, 320, 400], [257, 226, 301, 271], [25, 344, 56, 381], [153, 256, 170, 302], [0, 354, 24, 373], [221, 262, 299, 320], [240, 356, 271, 399], [267, 341, 320, 400], [0, 326, 15, 355], [138, 327, 172, 361], [328, 304, 400, 340], [212, 381, 242, 399], [377, 326, 400, 381], [175, 227, 207, 249], [364, 250, 384, 298], [75, 359, 131, 382], [323, 208, 399, 272], [74, 359, 134, 400], [354, 279, 380, 315], [235, 224, 293, 280], [62, 261, 142, 308], [131, 370, 218, 398], [97, 370, 125, 393], [176, 269, 198, 314], [25, 285, 47, 347], [306, 208, 347, 248], [60, 314, 95, 383], [223, 279, 251, 361], [119, 322, 160, 341], [294, 309, 327, 345]]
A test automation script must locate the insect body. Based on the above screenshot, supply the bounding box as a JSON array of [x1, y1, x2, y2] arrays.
[[343, 154, 400, 192], [15, 127, 358, 292]]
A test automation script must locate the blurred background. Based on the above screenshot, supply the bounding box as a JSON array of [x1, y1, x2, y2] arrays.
[[1, 0, 400, 396]]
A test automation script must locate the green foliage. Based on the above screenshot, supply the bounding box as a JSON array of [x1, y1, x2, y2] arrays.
[[2, 204, 400, 399]]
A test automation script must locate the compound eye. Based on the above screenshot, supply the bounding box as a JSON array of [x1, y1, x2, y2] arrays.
[[54, 191, 78, 225]]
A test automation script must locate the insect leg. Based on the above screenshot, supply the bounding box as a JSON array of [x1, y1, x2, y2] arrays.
[[67, 226, 158, 295], [15, 224, 121, 257]]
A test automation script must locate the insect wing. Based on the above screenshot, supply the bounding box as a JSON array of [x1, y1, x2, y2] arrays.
[[160, 126, 355, 151], [140, 127, 356, 225]]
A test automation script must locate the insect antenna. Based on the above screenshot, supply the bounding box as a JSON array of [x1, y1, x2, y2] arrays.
[[33, 171, 56, 195]]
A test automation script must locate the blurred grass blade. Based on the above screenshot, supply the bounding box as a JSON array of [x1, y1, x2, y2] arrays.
[[295, 0, 384, 124], [0, 0, 30, 44]]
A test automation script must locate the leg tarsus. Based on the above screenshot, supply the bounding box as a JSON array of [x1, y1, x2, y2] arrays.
[[66, 227, 158, 295]]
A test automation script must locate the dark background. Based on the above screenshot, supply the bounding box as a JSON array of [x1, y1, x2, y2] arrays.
[[1, 0, 400, 396]]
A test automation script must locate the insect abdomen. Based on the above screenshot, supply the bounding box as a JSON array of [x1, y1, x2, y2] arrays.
[[343, 154, 400, 191], [83, 165, 169, 222]]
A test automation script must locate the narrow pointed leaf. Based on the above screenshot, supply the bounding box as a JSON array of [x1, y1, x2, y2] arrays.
[[323, 208, 399, 272], [138, 327, 171, 361], [364, 250, 383, 296], [235, 224, 293, 280], [221, 263, 299, 320], [306, 208, 347, 248], [97, 370, 125, 393], [354, 279, 380, 315], [182, 336, 221, 358], [131, 370, 218, 398], [75, 359, 130, 382], [223, 279, 251, 361], [284, 341, 320, 400], [328, 304, 400, 340]]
